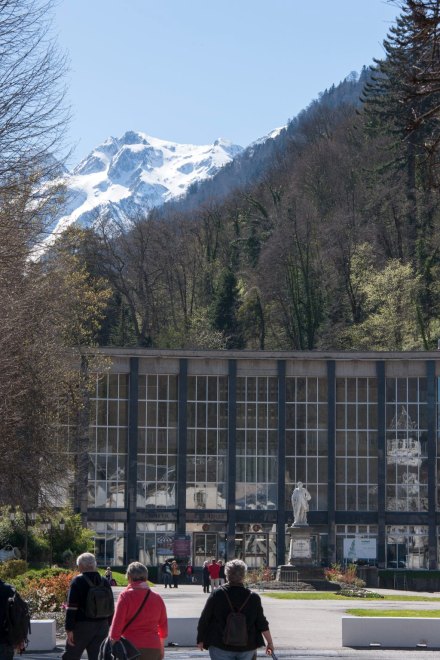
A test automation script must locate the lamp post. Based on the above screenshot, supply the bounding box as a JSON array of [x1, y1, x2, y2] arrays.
[[24, 512, 36, 563], [41, 520, 53, 566], [10, 509, 35, 563]]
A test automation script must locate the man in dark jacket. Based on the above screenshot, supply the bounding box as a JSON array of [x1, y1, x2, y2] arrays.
[[63, 552, 112, 660], [0, 578, 15, 660], [197, 559, 275, 660]]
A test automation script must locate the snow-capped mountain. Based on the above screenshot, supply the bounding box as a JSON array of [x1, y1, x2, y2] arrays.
[[50, 131, 243, 237]]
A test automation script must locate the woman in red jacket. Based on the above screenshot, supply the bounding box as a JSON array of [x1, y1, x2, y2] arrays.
[[109, 562, 168, 660]]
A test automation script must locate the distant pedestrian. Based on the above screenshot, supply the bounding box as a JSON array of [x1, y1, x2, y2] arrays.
[[104, 567, 116, 587], [202, 561, 210, 594], [207, 558, 221, 590], [63, 553, 114, 660], [218, 560, 225, 586], [185, 561, 193, 583], [162, 560, 172, 589], [171, 561, 180, 588], [197, 559, 275, 660]]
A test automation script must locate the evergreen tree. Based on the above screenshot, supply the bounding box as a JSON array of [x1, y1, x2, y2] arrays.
[[209, 268, 244, 349], [362, 0, 440, 256]]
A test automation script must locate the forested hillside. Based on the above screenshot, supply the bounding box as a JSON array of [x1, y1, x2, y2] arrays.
[[65, 0, 440, 352]]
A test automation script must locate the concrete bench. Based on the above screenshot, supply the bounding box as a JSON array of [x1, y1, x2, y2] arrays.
[[27, 619, 57, 651], [166, 617, 198, 647], [342, 616, 440, 649]]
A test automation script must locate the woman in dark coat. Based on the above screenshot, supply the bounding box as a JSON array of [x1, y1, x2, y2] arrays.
[[197, 559, 274, 660], [202, 560, 210, 593]]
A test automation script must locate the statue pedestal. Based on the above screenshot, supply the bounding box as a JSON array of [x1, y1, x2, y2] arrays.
[[287, 524, 313, 567], [276, 524, 318, 584]]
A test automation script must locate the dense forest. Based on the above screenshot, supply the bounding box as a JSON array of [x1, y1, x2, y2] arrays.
[[57, 0, 440, 353], [1, 0, 439, 510]]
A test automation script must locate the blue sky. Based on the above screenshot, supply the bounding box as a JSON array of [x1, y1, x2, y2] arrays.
[[54, 0, 399, 164]]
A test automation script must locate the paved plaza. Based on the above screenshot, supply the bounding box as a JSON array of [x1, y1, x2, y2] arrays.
[[22, 584, 440, 660]]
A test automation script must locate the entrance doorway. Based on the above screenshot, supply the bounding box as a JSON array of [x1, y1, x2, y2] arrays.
[[193, 532, 218, 566], [235, 532, 269, 568]]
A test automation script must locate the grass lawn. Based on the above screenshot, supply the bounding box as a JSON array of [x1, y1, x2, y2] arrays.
[[346, 609, 440, 617], [99, 569, 127, 586], [99, 569, 156, 587], [264, 592, 440, 602]]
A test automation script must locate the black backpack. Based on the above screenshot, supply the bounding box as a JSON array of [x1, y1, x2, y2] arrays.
[[221, 588, 252, 647], [4, 588, 31, 648], [83, 575, 115, 619]]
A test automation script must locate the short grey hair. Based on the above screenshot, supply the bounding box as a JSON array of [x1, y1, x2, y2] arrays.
[[77, 552, 97, 571], [225, 559, 247, 584], [126, 561, 148, 582]]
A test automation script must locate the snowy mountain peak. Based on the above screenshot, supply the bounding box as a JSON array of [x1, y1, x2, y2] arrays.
[[50, 132, 244, 240]]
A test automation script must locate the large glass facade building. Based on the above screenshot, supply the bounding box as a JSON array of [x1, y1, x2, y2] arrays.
[[81, 349, 440, 570]]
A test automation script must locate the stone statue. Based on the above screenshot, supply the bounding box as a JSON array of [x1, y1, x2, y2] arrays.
[[291, 481, 311, 526]]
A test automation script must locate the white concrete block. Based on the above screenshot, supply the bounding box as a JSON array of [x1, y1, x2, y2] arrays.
[[166, 617, 198, 647], [27, 619, 57, 651], [342, 616, 440, 649]]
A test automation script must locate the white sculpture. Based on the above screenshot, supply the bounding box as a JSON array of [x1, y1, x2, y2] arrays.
[[291, 482, 311, 526]]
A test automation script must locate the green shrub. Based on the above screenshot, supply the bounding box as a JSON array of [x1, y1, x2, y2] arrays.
[[0, 559, 28, 580], [11, 567, 71, 591]]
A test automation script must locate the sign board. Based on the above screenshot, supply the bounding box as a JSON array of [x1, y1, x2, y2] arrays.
[[291, 538, 312, 558], [343, 537, 377, 560], [173, 535, 191, 558], [187, 511, 227, 522], [142, 511, 177, 522]]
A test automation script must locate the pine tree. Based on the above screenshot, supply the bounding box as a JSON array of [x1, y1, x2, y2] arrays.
[[362, 0, 440, 257], [209, 268, 244, 349]]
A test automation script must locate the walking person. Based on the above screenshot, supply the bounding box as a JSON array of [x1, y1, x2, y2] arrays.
[[162, 560, 172, 589], [202, 561, 210, 594], [197, 559, 275, 660], [0, 576, 29, 660], [109, 561, 167, 660], [185, 561, 193, 583], [207, 558, 221, 590], [0, 576, 14, 660], [63, 553, 114, 660], [218, 560, 225, 586], [171, 560, 180, 588]]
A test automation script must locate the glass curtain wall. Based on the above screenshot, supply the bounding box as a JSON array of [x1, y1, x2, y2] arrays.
[[137, 375, 178, 508], [186, 376, 228, 509], [236, 377, 278, 510], [137, 522, 176, 566], [88, 521, 125, 565], [386, 525, 428, 569], [335, 378, 378, 511], [386, 378, 428, 512], [88, 374, 128, 507], [285, 377, 328, 511]]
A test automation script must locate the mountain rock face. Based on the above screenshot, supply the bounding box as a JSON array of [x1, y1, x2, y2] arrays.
[[51, 131, 243, 236]]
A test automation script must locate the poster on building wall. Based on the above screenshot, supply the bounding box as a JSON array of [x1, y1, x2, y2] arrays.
[[156, 535, 174, 556], [173, 535, 191, 558], [343, 537, 377, 560]]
